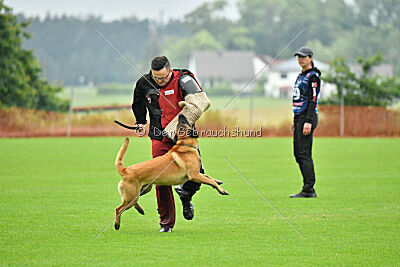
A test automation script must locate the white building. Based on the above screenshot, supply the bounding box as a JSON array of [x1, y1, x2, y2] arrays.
[[189, 50, 336, 98], [190, 50, 393, 100], [264, 58, 335, 99], [189, 50, 268, 93]]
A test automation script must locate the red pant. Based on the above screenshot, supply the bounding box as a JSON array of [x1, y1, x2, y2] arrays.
[[151, 139, 175, 228]]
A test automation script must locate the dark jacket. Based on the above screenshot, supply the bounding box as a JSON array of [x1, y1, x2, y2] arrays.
[[292, 67, 321, 123], [132, 69, 198, 140]]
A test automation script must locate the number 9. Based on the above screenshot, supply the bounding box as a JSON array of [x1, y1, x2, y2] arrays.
[[293, 87, 300, 100]]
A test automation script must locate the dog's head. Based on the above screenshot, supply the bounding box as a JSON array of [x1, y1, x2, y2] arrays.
[[176, 114, 197, 140]]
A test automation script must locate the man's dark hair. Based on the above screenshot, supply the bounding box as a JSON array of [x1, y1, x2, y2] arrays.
[[151, 56, 170, 71]]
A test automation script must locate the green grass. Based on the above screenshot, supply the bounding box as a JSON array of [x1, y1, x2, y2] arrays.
[[209, 96, 292, 127], [1, 137, 399, 265], [62, 87, 132, 107], [392, 100, 400, 109], [62, 87, 290, 109], [210, 96, 290, 110]]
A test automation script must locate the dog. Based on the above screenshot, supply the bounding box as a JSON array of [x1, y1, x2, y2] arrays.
[[114, 114, 228, 230]]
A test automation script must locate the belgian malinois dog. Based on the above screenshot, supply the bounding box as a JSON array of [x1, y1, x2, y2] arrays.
[[114, 114, 228, 230]]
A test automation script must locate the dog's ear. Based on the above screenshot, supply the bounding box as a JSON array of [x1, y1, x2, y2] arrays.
[[178, 114, 189, 125], [190, 127, 199, 138]]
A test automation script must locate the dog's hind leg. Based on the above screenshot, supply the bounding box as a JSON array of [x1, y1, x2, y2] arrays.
[[114, 181, 143, 230], [134, 203, 145, 215], [140, 184, 153, 196], [118, 181, 125, 201], [115, 202, 125, 230]]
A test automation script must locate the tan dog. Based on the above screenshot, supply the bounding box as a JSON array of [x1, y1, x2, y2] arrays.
[[114, 114, 228, 230]]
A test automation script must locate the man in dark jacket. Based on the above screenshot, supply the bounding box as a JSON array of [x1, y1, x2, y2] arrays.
[[132, 56, 211, 232], [290, 47, 321, 198]]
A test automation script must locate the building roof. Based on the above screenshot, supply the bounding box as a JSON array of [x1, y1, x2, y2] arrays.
[[190, 50, 256, 81]]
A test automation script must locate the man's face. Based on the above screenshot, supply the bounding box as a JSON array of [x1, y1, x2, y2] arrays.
[[297, 55, 312, 69], [151, 67, 172, 87]]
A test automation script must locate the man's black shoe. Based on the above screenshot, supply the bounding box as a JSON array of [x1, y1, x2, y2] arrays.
[[175, 185, 195, 220], [290, 191, 317, 198], [182, 200, 194, 220]]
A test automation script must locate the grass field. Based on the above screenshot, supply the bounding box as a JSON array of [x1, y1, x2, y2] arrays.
[[62, 87, 291, 109], [62, 86, 400, 111], [62, 87, 292, 127], [61, 87, 131, 107], [1, 137, 399, 265]]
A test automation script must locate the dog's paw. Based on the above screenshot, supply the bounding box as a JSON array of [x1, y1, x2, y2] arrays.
[[215, 179, 223, 185], [134, 204, 145, 215], [114, 223, 120, 230], [219, 189, 229, 195]]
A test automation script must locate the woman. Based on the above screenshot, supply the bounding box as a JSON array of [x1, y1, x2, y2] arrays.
[[290, 47, 321, 198]]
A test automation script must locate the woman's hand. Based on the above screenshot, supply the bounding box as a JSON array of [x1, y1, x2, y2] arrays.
[[303, 122, 312, 135]]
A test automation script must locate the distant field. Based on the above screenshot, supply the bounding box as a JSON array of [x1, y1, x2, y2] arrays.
[[61, 87, 292, 127], [62, 87, 290, 108], [60, 87, 398, 128], [209, 96, 292, 127], [61, 87, 131, 107], [1, 137, 399, 265]]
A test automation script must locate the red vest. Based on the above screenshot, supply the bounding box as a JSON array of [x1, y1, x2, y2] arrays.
[[159, 70, 184, 128]]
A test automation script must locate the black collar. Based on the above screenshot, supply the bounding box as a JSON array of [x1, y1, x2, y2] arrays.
[[176, 143, 198, 150]]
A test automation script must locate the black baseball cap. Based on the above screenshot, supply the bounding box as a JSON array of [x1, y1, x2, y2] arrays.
[[294, 47, 313, 57]]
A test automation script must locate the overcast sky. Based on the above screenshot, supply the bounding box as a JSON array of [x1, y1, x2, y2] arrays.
[[8, 0, 240, 22]]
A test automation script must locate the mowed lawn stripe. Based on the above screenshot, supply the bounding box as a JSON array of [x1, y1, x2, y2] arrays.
[[0, 137, 399, 265]]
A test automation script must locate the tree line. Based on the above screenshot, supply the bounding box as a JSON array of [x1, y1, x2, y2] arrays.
[[0, 1, 68, 111], [18, 0, 400, 86], [1, 0, 399, 111]]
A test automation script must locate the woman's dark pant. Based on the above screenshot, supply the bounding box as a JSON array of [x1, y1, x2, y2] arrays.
[[293, 113, 318, 193]]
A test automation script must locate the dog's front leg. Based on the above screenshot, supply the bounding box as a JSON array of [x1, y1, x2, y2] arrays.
[[203, 174, 223, 185], [188, 173, 229, 195]]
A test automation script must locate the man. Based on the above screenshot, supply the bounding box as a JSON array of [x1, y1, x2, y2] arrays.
[[290, 47, 321, 198], [132, 56, 211, 232]]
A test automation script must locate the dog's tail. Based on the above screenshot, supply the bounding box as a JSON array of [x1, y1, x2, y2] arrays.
[[115, 137, 129, 176]]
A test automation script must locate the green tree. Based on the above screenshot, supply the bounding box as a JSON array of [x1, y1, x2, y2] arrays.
[[141, 31, 162, 71], [20, 14, 150, 85], [184, 0, 229, 35], [225, 26, 255, 50], [163, 30, 223, 67], [184, 0, 243, 49], [353, 0, 400, 28], [305, 0, 400, 74], [323, 53, 400, 107], [0, 1, 68, 111], [237, 0, 355, 57]]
